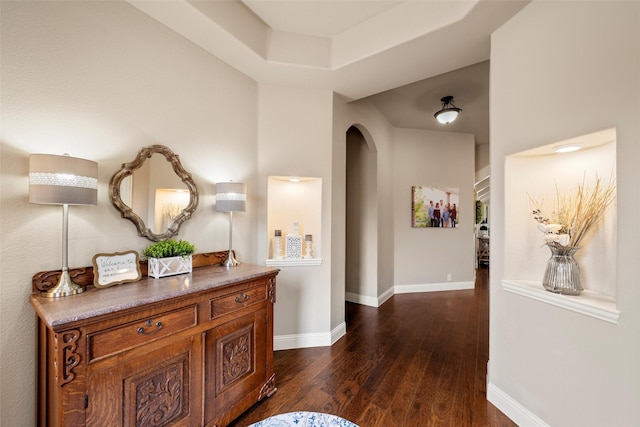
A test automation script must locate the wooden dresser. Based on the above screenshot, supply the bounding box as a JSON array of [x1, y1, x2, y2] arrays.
[[30, 262, 279, 427]]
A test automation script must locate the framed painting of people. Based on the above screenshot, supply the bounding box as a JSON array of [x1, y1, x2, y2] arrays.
[[411, 186, 460, 228]]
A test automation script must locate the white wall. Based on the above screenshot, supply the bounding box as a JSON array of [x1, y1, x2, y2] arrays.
[[0, 2, 259, 425], [345, 128, 379, 303], [489, 2, 640, 425], [373, 118, 396, 300], [393, 128, 476, 288], [332, 96, 396, 314], [256, 83, 335, 348], [475, 142, 489, 172]]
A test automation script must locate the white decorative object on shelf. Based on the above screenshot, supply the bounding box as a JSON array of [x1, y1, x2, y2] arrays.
[[285, 221, 303, 259], [285, 236, 303, 259], [273, 229, 283, 259], [148, 255, 192, 278], [304, 234, 313, 259]]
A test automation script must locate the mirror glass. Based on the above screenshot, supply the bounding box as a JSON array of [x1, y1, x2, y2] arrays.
[[109, 145, 199, 242]]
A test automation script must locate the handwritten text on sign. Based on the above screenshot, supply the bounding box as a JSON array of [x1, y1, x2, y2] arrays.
[[92, 251, 142, 288]]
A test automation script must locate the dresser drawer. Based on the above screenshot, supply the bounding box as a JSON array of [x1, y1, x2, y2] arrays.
[[87, 304, 198, 362], [210, 284, 267, 319]]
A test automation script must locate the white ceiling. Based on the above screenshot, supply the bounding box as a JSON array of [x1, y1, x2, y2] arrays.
[[242, 0, 406, 38], [127, 0, 528, 143]]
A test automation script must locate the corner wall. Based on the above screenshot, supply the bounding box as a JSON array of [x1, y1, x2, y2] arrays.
[[489, 2, 640, 425], [256, 83, 335, 348]]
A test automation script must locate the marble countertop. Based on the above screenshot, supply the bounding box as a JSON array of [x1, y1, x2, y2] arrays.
[[30, 263, 279, 330]]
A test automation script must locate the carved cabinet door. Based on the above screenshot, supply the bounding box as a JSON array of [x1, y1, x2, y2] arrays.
[[203, 308, 268, 426], [85, 336, 202, 427]]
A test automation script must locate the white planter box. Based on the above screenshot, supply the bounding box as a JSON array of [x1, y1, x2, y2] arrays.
[[148, 255, 192, 279]]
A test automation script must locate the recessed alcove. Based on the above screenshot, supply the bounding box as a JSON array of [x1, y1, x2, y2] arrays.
[[502, 128, 619, 323], [266, 176, 322, 266]]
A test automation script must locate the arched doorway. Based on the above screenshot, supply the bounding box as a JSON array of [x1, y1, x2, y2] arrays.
[[345, 125, 378, 322]]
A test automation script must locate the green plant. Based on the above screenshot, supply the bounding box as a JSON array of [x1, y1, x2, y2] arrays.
[[476, 200, 483, 224], [142, 239, 196, 259]]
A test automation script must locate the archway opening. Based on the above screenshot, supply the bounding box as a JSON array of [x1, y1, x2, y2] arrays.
[[345, 125, 378, 328]]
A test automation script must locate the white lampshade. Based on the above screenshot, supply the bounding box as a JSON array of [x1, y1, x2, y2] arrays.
[[435, 109, 460, 124], [29, 154, 98, 205], [215, 182, 246, 212]]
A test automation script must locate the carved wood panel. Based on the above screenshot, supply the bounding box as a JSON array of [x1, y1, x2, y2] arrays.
[[127, 355, 189, 426], [204, 309, 267, 426], [86, 337, 200, 427], [55, 329, 81, 386], [268, 276, 276, 303], [219, 325, 253, 392]]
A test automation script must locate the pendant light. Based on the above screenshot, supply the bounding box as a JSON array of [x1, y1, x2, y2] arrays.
[[434, 96, 461, 124]]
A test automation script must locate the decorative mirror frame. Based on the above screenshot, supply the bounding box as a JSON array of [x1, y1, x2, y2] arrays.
[[109, 145, 199, 242]]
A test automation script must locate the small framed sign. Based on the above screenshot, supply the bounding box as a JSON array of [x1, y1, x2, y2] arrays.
[[92, 250, 142, 289]]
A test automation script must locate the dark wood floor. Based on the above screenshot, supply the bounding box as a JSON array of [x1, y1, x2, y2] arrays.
[[230, 267, 516, 427]]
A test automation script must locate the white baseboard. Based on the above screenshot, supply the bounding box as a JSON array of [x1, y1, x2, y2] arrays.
[[345, 292, 377, 307], [378, 287, 394, 306], [394, 281, 474, 294], [345, 286, 394, 307], [487, 381, 549, 427], [274, 322, 346, 351], [331, 321, 346, 345]]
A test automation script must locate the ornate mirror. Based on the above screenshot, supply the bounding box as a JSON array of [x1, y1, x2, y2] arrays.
[[109, 145, 199, 241]]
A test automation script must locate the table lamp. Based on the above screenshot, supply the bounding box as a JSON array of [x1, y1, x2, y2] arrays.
[[215, 181, 246, 267], [29, 153, 98, 297]]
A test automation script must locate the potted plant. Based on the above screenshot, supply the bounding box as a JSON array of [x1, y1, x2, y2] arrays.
[[142, 239, 196, 278]]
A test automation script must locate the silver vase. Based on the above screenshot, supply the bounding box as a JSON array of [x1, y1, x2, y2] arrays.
[[542, 243, 583, 295]]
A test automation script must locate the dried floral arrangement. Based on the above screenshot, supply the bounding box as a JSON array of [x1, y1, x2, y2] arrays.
[[530, 175, 616, 248]]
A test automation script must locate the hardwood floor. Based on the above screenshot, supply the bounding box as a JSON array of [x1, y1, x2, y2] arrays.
[[229, 267, 516, 427]]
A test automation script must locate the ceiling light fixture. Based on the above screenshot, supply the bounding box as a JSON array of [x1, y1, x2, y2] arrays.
[[434, 96, 461, 124], [554, 144, 582, 153]]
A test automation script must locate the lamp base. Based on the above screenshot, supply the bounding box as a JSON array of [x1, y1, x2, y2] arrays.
[[222, 251, 239, 268], [42, 270, 84, 298]]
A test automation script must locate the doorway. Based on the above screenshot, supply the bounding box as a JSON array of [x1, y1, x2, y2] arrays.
[[345, 125, 378, 321]]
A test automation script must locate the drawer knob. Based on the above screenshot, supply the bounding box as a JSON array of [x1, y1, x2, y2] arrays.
[[137, 320, 163, 335], [234, 292, 250, 303]]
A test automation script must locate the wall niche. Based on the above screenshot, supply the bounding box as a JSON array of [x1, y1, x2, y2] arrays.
[[266, 176, 322, 266], [501, 128, 620, 323]]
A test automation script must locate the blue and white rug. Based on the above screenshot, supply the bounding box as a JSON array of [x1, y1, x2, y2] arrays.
[[248, 411, 358, 427]]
